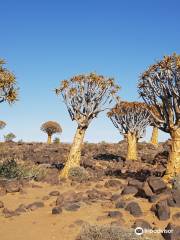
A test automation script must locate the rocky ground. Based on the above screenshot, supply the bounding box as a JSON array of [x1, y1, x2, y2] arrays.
[[0, 141, 180, 240]]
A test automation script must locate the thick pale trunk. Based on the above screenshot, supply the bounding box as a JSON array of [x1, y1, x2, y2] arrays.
[[47, 135, 52, 144], [150, 127, 158, 146], [126, 132, 137, 160], [60, 126, 86, 178], [163, 128, 180, 183]]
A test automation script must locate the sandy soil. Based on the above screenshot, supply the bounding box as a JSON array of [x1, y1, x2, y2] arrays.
[[0, 178, 178, 240]]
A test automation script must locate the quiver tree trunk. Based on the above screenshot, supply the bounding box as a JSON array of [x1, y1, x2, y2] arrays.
[[163, 128, 180, 183], [150, 127, 158, 146], [60, 126, 87, 178], [47, 135, 52, 144], [126, 132, 137, 160]]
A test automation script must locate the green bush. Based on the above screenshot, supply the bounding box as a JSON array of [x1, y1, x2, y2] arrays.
[[0, 159, 47, 180], [53, 137, 60, 144], [4, 133, 16, 142]]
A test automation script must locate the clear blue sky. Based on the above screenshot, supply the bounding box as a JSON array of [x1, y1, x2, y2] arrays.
[[0, 0, 179, 143]]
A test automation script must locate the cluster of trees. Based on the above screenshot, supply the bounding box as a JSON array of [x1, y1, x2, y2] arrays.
[[0, 54, 179, 185], [56, 53, 180, 185]]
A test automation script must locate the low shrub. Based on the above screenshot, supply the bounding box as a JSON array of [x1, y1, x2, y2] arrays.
[[0, 159, 47, 180], [68, 166, 90, 182], [76, 224, 164, 240], [53, 137, 60, 144]]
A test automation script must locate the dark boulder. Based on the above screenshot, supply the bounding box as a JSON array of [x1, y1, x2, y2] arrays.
[[155, 200, 170, 220], [162, 223, 180, 240], [147, 177, 167, 194], [132, 219, 152, 229], [125, 202, 142, 217], [52, 207, 62, 214], [121, 186, 138, 195], [26, 201, 44, 211]]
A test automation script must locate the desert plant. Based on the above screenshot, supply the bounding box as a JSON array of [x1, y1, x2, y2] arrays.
[[53, 137, 60, 144], [56, 73, 119, 178], [4, 132, 16, 142], [76, 224, 164, 240], [150, 126, 158, 146], [0, 159, 47, 180], [68, 166, 90, 182], [0, 159, 23, 179], [138, 53, 180, 183], [41, 121, 62, 144], [108, 101, 151, 160], [0, 59, 18, 104]]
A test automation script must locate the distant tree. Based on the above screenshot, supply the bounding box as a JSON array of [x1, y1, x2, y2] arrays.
[[138, 53, 180, 183], [56, 73, 120, 178], [41, 121, 62, 144], [53, 137, 60, 144], [0, 59, 18, 104], [108, 101, 151, 160], [4, 133, 16, 142]]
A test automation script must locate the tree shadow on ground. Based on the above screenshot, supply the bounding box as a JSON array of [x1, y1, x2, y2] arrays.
[[93, 153, 125, 162], [105, 169, 164, 182]]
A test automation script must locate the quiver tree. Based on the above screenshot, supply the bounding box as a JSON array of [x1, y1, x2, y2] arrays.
[[0, 59, 18, 104], [41, 121, 62, 144], [56, 73, 119, 178], [108, 101, 151, 160], [150, 126, 159, 146], [138, 53, 180, 183], [149, 106, 162, 146]]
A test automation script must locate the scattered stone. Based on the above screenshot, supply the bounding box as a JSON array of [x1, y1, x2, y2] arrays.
[[115, 199, 126, 209], [5, 180, 21, 193], [172, 212, 180, 222], [108, 211, 123, 218], [52, 207, 62, 215], [111, 193, 121, 201], [0, 201, 4, 208], [15, 204, 27, 214], [42, 196, 50, 201], [172, 189, 180, 207], [125, 202, 142, 217], [135, 182, 154, 199], [26, 201, 44, 211], [132, 219, 152, 229], [64, 203, 81, 211], [2, 208, 19, 218], [49, 191, 60, 196], [121, 186, 138, 195], [167, 196, 176, 207], [56, 195, 64, 206], [147, 177, 167, 194], [104, 179, 122, 189], [128, 179, 143, 188], [162, 223, 180, 240], [155, 200, 170, 220]]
